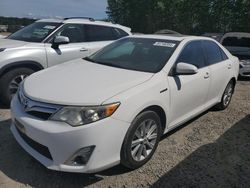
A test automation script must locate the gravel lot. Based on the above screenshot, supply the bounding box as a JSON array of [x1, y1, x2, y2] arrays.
[[0, 79, 249, 188]]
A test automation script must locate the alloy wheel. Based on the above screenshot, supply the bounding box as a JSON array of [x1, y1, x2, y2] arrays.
[[8, 74, 27, 97], [223, 82, 233, 106], [131, 119, 158, 161]]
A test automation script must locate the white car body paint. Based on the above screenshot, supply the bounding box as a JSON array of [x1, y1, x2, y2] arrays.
[[11, 35, 239, 173]]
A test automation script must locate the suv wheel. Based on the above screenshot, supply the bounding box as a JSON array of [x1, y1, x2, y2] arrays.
[[215, 80, 234, 110], [0, 68, 34, 106], [121, 111, 162, 169]]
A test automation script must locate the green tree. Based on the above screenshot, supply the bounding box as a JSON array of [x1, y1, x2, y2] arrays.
[[107, 0, 250, 34]]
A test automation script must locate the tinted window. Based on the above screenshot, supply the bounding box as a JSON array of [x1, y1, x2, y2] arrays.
[[177, 41, 206, 68], [55, 24, 85, 43], [86, 38, 179, 73], [8, 22, 61, 42], [85, 25, 116, 41], [203, 41, 224, 65], [113, 28, 129, 39], [222, 37, 250, 48], [220, 49, 229, 60]]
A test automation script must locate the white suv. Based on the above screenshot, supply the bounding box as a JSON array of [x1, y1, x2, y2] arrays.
[[0, 17, 131, 105], [11, 35, 239, 173], [220, 32, 250, 77]]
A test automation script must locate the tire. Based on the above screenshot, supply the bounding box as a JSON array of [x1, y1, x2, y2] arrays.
[[0, 68, 34, 106], [121, 111, 163, 169], [214, 80, 235, 110]]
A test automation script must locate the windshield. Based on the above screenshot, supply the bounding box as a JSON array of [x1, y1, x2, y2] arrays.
[[8, 22, 62, 42], [86, 38, 179, 73], [222, 36, 250, 48], [222, 36, 250, 60]]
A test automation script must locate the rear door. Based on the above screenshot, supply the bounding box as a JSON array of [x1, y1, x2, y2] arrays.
[[202, 40, 231, 104], [168, 40, 211, 128]]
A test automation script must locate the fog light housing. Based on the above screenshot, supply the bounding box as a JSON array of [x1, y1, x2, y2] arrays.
[[64, 146, 95, 166]]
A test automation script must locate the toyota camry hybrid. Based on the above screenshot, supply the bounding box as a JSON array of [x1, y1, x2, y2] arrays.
[[11, 35, 239, 173]]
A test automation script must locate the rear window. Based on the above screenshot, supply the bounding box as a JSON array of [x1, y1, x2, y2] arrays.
[[85, 25, 117, 42], [222, 37, 250, 48], [203, 41, 226, 65], [113, 28, 129, 38]]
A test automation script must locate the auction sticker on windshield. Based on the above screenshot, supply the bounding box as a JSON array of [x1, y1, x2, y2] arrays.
[[153, 42, 176, 47]]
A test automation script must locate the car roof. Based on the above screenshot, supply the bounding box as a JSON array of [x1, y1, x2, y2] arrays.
[[130, 34, 214, 42], [36, 18, 131, 33], [222, 32, 250, 38]]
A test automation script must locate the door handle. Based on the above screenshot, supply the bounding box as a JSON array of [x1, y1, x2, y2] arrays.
[[80, 47, 88, 52], [228, 64, 232, 69], [204, 72, 210, 79]]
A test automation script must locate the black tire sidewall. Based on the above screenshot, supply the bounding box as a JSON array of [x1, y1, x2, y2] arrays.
[[0, 68, 34, 106], [121, 111, 162, 169]]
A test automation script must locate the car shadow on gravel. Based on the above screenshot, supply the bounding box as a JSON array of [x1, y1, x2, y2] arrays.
[[152, 115, 250, 188]]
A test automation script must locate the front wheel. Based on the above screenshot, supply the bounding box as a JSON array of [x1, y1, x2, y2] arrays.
[[120, 111, 162, 169], [215, 80, 234, 110], [0, 68, 34, 106]]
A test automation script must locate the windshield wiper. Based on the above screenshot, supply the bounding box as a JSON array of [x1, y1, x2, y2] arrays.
[[84, 57, 124, 69], [83, 57, 97, 63], [96, 61, 124, 69]]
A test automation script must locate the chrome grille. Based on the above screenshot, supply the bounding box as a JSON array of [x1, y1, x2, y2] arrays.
[[18, 89, 62, 120]]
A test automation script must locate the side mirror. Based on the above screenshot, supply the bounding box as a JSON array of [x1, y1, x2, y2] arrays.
[[175, 62, 198, 75], [52, 36, 69, 49]]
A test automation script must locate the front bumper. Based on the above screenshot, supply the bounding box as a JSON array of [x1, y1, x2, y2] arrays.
[[239, 64, 250, 77], [10, 95, 130, 173]]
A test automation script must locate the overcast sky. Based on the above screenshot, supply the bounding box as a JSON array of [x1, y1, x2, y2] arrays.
[[0, 0, 108, 19]]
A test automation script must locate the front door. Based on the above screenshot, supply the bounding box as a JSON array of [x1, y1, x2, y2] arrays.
[[168, 40, 210, 128], [45, 24, 90, 67]]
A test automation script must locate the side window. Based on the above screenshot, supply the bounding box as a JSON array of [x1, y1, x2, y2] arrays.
[[55, 24, 85, 43], [220, 48, 229, 61], [113, 28, 129, 39], [85, 25, 117, 42], [177, 41, 206, 68], [203, 41, 225, 65]]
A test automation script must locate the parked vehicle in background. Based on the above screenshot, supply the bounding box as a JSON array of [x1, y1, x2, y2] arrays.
[[0, 17, 131, 105], [202, 33, 224, 42], [11, 35, 239, 173], [155, 29, 182, 36], [221, 32, 250, 77]]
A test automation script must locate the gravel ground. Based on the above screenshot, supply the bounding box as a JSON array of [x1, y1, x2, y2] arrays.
[[0, 79, 249, 188]]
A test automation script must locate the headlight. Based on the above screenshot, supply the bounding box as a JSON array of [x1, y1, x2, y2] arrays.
[[50, 103, 120, 126]]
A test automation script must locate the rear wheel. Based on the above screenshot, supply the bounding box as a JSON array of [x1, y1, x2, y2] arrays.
[[0, 68, 34, 106], [121, 111, 162, 169], [215, 80, 234, 110]]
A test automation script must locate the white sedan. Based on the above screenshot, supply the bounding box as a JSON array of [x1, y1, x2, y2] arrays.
[[11, 35, 239, 173]]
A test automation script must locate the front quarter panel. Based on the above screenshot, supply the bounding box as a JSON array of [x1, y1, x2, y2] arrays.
[[0, 43, 47, 70], [104, 71, 170, 132]]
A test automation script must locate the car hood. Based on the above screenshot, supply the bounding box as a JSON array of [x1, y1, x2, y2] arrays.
[[0, 38, 27, 49], [24, 59, 153, 105]]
